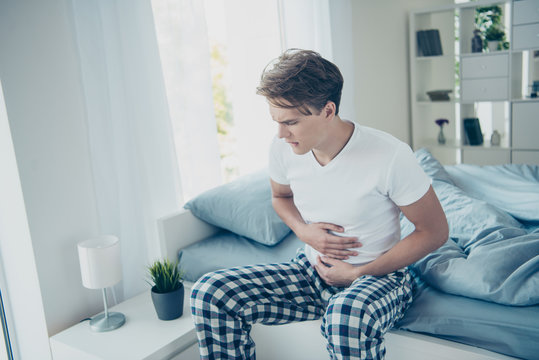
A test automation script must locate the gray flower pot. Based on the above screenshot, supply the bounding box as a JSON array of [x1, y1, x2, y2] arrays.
[[151, 284, 184, 320]]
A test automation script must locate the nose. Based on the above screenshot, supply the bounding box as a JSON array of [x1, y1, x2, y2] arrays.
[[277, 124, 289, 139]]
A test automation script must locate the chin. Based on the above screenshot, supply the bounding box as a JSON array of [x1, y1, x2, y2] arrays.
[[291, 146, 309, 155]]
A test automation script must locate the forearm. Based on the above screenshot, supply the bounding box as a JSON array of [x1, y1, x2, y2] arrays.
[[272, 196, 306, 235], [355, 229, 447, 277]]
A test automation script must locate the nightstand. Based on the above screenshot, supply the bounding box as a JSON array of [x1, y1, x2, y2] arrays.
[[50, 286, 199, 360]]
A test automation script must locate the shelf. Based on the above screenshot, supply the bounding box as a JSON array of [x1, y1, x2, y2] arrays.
[[509, 47, 539, 53], [410, 0, 539, 165], [416, 100, 458, 105], [419, 139, 461, 149], [460, 50, 510, 58], [415, 55, 456, 61], [459, 99, 510, 104], [511, 98, 539, 103], [461, 144, 511, 150], [418, 139, 511, 150]]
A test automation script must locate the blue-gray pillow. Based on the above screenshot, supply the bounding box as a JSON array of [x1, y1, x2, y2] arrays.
[[184, 170, 291, 246]]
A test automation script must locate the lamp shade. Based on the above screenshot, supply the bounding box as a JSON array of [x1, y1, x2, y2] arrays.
[[77, 235, 122, 289]]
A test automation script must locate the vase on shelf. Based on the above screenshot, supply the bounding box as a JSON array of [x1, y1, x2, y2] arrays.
[[435, 118, 449, 145], [490, 130, 501, 146], [471, 30, 483, 53], [437, 127, 446, 145]]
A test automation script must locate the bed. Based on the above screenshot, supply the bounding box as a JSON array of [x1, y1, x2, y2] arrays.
[[157, 148, 539, 360]]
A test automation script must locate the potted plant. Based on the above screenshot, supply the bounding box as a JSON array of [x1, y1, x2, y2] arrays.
[[485, 26, 505, 51], [147, 258, 185, 320], [475, 6, 509, 52]]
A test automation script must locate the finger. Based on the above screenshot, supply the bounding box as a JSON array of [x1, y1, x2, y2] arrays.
[[317, 255, 328, 267], [327, 235, 361, 247], [320, 256, 342, 266], [326, 249, 357, 258], [325, 242, 360, 253], [318, 223, 344, 233], [317, 255, 335, 270]]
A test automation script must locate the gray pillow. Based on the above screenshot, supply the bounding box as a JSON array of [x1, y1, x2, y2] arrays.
[[184, 170, 291, 246]]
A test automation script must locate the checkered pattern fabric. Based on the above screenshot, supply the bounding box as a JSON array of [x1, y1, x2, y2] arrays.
[[190, 250, 413, 360]]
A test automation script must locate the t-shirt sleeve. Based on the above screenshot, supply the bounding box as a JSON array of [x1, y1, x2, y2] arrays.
[[386, 143, 431, 206], [268, 136, 289, 185]]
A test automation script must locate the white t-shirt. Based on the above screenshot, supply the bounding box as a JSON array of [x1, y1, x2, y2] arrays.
[[268, 121, 431, 266]]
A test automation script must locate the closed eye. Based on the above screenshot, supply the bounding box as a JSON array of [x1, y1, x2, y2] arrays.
[[281, 121, 298, 126]]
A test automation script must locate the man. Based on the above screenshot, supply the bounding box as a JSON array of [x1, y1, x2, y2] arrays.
[[191, 49, 448, 359]]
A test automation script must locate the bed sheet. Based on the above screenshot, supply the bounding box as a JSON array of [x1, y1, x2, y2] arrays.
[[396, 277, 539, 360], [407, 149, 539, 306], [445, 163, 539, 222]]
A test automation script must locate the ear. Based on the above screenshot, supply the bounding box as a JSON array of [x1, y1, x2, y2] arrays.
[[324, 101, 336, 119]]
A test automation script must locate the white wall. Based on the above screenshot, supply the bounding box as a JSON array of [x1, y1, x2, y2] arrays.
[[0, 0, 103, 341], [0, 80, 51, 359], [330, 0, 356, 123], [352, 0, 453, 144]]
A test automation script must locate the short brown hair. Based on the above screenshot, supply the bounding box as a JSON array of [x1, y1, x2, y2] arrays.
[[256, 49, 343, 116]]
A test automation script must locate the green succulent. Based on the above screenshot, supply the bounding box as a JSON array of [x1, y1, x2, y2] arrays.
[[147, 259, 184, 293]]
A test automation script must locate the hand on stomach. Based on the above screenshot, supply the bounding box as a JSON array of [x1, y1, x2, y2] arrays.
[[297, 222, 362, 260]]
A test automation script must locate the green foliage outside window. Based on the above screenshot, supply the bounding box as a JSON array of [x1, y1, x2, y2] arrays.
[[209, 43, 239, 182]]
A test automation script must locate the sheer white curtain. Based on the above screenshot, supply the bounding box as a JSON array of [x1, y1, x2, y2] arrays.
[[151, 0, 222, 200], [71, 0, 183, 299], [279, 0, 334, 59], [223, 0, 283, 176], [280, 0, 356, 121], [217, 0, 356, 177]]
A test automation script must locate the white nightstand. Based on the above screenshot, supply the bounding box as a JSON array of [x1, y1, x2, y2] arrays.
[[50, 287, 199, 360]]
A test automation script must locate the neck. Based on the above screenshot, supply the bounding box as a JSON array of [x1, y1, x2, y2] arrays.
[[312, 116, 354, 166]]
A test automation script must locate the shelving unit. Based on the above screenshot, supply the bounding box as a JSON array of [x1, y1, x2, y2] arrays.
[[409, 0, 539, 165]]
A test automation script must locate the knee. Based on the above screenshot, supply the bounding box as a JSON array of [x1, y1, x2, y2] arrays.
[[190, 271, 224, 304], [323, 295, 381, 338], [190, 270, 243, 314]]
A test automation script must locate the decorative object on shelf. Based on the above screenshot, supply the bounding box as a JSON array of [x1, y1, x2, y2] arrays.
[[416, 29, 443, 57], [490, 130, 501, 146], [435, 118, 449, 145], [426, 89, 452, 101], [529, 81, 539, 98], [485, 26, 504, 52], [471, 29, 483, 53], [77, 235, 126, 332], [147, 258, 184, 320], [476, 6, 509, 52], [463, 117, 484, 146]]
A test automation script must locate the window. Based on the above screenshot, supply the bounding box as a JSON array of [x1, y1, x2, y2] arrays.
[[204, 0, 283, 182], [152, 0, 336, 197]]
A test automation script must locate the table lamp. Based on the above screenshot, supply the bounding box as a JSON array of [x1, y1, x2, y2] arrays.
[[77, 235, 126, 332]]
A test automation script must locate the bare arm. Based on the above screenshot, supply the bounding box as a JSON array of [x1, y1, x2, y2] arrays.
[[270, 179, 361, 260], [315, 186, 448, 286]]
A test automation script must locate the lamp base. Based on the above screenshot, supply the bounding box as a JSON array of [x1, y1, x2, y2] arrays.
[[89, 312, 126, 332]]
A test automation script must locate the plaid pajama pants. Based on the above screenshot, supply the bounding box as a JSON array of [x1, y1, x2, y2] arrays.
[[190, 250, 413, 360]]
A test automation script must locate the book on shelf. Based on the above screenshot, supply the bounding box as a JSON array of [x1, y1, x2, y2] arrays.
[[463, 118, 484, 146], [416, 29, 443, 57]]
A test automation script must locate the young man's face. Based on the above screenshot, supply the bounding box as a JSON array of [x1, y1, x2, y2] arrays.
[[269, 101, 329, 155]]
